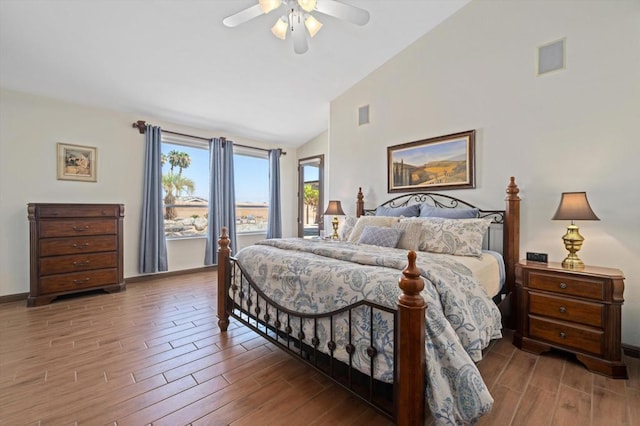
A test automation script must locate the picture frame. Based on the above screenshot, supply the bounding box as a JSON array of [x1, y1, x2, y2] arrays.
[[57, 143, 97, 182], [387, 130, 475, 192]]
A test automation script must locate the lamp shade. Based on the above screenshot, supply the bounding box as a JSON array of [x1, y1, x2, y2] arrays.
[[259, 0, 281, 14], [324, 200, 345, 216], [552, 192, 600, 221], [271, 16, 288, 40], [304, 14, 323, 38]]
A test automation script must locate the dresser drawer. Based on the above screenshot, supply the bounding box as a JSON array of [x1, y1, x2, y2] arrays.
[[40, 252, 117, 275], [529, 292, 603, 327], [37, 205, 120, 218], [528, 271, 604, 300], [39, 269, 118, 294], [40, 236, 117, 256], [39, 219, 116, 238], [529, 316, 603, 356]]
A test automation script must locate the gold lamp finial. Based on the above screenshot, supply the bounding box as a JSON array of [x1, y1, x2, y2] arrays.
[[323, 200, 345, 240], [552, 192, 599, 269]]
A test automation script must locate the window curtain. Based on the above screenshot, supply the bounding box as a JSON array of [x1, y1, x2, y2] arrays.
[[139, 125, 168, 273], [266, 148, 282, 239], [205, 138, 237, 265]]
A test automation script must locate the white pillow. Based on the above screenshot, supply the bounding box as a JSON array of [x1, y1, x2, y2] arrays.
[[347, 216, 399, 243], [400, 217, 492, 257], [338, 215, 358, 241], [392, 220, 423, 251]]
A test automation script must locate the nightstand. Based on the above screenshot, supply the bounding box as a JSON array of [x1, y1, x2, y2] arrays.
[[513, 260, 627, 379]]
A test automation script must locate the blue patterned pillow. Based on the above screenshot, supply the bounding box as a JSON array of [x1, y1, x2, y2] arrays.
[[375, 204, 420, 217], [419, 205, 479, 219], [358, 225, 403, 248]]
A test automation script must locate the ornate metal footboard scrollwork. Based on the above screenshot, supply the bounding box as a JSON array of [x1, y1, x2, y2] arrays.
[[216, 229, 426, 424]]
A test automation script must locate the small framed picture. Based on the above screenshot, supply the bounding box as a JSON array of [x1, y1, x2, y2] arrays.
[[57, 143, 97, 182]]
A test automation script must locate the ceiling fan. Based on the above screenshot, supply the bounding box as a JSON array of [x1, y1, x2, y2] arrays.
[[222, 0, 370, 54]]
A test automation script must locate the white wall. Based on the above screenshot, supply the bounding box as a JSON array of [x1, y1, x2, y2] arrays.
[[0, 88, 298, 296], [328, 1, 640, 345]]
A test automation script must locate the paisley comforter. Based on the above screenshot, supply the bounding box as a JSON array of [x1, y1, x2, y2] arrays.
[[234, 238, 502, 425]]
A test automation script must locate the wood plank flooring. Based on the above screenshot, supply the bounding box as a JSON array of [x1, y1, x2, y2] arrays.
[[1, 270, 638, 425]]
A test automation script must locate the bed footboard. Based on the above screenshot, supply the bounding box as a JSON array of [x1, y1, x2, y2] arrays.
[[215, 228, 426, 424]]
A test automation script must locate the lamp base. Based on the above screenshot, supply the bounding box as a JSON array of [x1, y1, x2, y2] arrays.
[[331, 216, 339, 240], [561, 224, 585, 269], [561, 254, 585, 269]]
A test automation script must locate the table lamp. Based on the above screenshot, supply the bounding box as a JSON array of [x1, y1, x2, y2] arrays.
[[323, 200, 345, 240], [551, 192, 599, 269]]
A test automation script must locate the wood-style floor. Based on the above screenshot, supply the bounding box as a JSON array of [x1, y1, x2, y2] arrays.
[[1, 270, 638, 425]]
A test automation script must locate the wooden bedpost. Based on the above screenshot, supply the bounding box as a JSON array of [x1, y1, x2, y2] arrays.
[[395, 250, 426, 425], [503, 177, 520, 328], [356, 187, 365, 217], [217, 227, 230, 332]]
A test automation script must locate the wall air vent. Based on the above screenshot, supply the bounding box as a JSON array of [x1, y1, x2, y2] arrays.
[[538, 38, 566, 75]]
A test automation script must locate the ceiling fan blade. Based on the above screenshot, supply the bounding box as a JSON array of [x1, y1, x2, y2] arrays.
[[314, 0, 369, 26], [291, 12, 308, 54], [222, 4, 263, 28]]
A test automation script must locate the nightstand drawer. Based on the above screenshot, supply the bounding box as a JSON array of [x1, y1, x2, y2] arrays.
[[529, 292, 603, 327], [529, 271, 604, 300], [40, 219, 116, 238], [529, 316, 603, 356]]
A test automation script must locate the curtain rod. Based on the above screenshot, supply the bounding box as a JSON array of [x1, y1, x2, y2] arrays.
[[132, 120, 286, 155]]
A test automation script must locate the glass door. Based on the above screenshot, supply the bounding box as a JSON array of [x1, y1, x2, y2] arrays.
[[298, 155, 324, 238]]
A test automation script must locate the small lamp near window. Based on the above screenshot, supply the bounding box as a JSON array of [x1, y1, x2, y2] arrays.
[[323, 200, 345, 240], [552, 192, 600, 269]]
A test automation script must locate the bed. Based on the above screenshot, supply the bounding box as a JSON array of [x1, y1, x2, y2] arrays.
[[216, 177, 521, 425]]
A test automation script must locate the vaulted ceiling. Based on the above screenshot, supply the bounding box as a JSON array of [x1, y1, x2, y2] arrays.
[[0, 0, 469, 146]]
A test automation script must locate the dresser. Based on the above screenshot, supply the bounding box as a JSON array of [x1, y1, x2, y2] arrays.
[[28, 203, 125, 307], [513, 261, 627, 378]]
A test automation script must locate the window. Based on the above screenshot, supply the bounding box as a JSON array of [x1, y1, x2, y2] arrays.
[[161, 141, 210, 239], [161, 139, 270, 238], [234, 150, 269, 234]]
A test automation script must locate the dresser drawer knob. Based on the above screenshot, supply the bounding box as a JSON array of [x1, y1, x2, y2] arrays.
[[72, 260, 90, 267], [559, 306, 567, 314], [559, 331, 567, 339], [72, 243, 90, 249], [72, 225, 90, 232], [559, 283, 567, 289], [73, 278, 90, 285]]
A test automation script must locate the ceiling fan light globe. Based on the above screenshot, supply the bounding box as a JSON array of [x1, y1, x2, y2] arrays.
[[271, 17, 288, 40], [304, 14, 322, 38], [259, 0, 281, 14], [297, 0, 317, 13]]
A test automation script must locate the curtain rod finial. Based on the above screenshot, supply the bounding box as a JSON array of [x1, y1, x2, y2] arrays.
[[133, 120, 146, 134]]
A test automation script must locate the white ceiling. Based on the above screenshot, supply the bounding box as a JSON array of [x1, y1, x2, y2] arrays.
[[0, 0, 469, 147]]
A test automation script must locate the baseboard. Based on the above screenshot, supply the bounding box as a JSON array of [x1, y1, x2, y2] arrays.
[[0, 267, 218, 304], [125, 265, 217, 284], [623, 344, 640, 359], [0, 292, 28, 304]]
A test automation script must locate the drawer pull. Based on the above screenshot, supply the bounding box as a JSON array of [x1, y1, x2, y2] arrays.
[[72, 243, 90, 248], [559, 331, 567, 339], [72, 225, 90, 232], [559, 306, 567, 314], [73, 278, 90, 285], [72, 260, 90, 267], [559, 283, 567, 289]]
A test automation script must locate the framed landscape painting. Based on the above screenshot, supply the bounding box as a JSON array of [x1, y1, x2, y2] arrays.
[[57, 143, 97, 182], [387, 130, 475, 192]]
